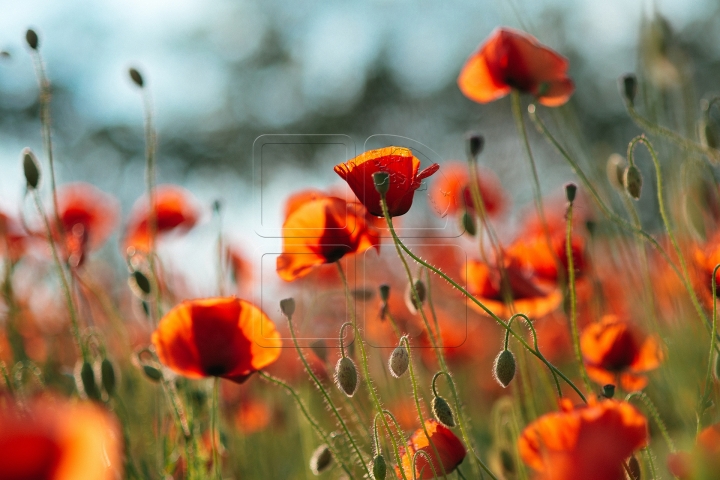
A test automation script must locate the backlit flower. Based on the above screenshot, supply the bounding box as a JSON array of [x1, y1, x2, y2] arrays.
[[334, 147, 439, 217], [519, 397, 648, 480], [152, 297, 281, 383], [580, 315, 662, 392], [428, 161, 506, 219], [276, 193, 378, 281], [395, 419, 466, 479], [458, 27, 574, 107]]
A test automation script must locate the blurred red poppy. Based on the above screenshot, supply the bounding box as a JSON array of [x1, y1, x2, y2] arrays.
[[395, 419, 466, 479], [428, 161, 507, 219], [668, 422, 720, 479], [276, 193, 378, 282], [0, 397, 122, 480], [506, 234, 586, 286], [334, 147, 439, 217], [580, 315, 662, 392], [458, 27, 574, 106], [152, 297, 281, 383], [0, 209, 30, 261], [518, 397, 648, 480], [122, 185, 201, 255]]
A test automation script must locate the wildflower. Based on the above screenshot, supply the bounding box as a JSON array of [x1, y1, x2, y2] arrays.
[[458, 27, 574, 106], [334, 147, 439, 217], [395, 419, 466, 479], [518, 397, 648, 480], [580, 315, 662, 391], [429, 161, 507, 219], [122, 185, 201, 255], [152, 297, 281, 383], [668, 422, 720, 479], [276, 193, 378, 281]]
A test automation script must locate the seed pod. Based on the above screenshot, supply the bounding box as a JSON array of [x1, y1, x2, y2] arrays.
[[628, 455, 641, 480], [388, 342, 409, 378], [602, 384, 616, 399], [25, 29, 39, 50], [493, 349, 516, 388], [373, 454, 387, 480], [129, 67, 144, 87], [373, 171, 390, 196], [621, 74, 637, 106], [624, 165, 643, 200], [129, 270, 151, 298], [432, 395, 455, 427], [334, 357, 358, 397], [379, 284, 390, 303], [100, 358, 117, 396], [466, 133, 485, 160], [142, 365, 163, 382], [565, 182, 577, 203], [309, 444, 332, 475], [22, 148, 40, 189], [78, 361, 101, 401], [461, 210, 477, 236], [280, 298, 295, 317]]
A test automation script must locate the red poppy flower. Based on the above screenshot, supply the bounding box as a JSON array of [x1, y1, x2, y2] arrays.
[[0, 209, 30, 261], [668, 422, 720, 479], [458, 27, 574, 107], [428, 161, 507, 219], [122, 185, 201, 255], [0, 397, 122, 480], [152, 297, 282, 383], [518, 397, 648, 480], [395, 419, 466, 479], [276, 193, 379, 282], [580, 315, 662, 392], [506, 234, 586, 285], [54, 182, 119, 266], [334, 147, 439, 217]]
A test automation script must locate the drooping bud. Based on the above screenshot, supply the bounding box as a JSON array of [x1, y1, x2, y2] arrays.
[[280, 298, 296, 318], [379, 284, 390, 303], [432, 395, 455, 427], [373, 171, 390, 196], [25, 29, 39, 50], [621, 74, 637, 106], [334, 356, 358, 397], [703, 122, 718, 150], [606, 154, 626, 190], [77, 361, 101, 401], [22, 148, 40, 189], [628, 455, 641, 480], [405, 280, 426, 314], [309, 444, 332, 475], [129, 67, 144, 87], [388, 341, 409, 378], [100, 358, 117, 396], [565, 182, 577, 203], [310, 339, 328, 363], [461, 210, 477, 236], [493, 349, 516, 388], [602, 384, 616, 399], [466, 133, 485, 161], [373, 454, 387, 480], [142, 365, 163, 382], [624, 165, 643, 200], [129, 270, 151, 298]]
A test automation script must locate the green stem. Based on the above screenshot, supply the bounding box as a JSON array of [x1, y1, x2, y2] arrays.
[[642, 447, 657, 480], [625, 391, 676, 453], [413, 450, 439, 480], [211, 378, 221, 480], [699, 264, 720, 433]]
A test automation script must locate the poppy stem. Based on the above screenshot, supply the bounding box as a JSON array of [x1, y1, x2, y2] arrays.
[[339, 322, 353, 359], [699, 264, 720, 432], [412, 450, 439, 480], [625, 391, 676, 453], [211, 377, 221, 480], [565, 200, 593, 392], [258, 371, 355, 477], [505, 314, 562, 397], [335, 262, 408, 480], [642, 446, 657, 480]]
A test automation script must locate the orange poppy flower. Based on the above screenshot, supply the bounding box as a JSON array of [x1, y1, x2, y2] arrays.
[[122, 185, 201, 255], [464, 258, 562, 319], [276, 193, 379, 282], [668, 422, 720, 479], [518, 397, 648, 480], [152, 297, 281, 383], [334, 147, 439, 217], [0, 397, 122, 480], [580, 315, 662, 392], [506, 233, 586, 285], [395, 419, 466, 479], [428, 161, 506, 219], [458, 27, 574, 107]]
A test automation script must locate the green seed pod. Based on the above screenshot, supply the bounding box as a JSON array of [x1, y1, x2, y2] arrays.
[[334, 356, 358, 397], [624, 165, 643, 200], [565, 182, 577, 203], [280, 298, 296, 318], [388, 342, 409, 378], [628, 455, 641, 480], [129, 270, 151, 297], [379, 284, 390, 303], [461, 210, 477, 236], [25, 29, 39, 50], [466, 133, 485, 161], [621, 74, 637, 106], [129, 67, 144, 87], [78, 361, 101, 401], [142, 365, 163, 382], [493, 349, 516, 388], [602, 384, 616, 399], [309, 444, 332, 475], [100, 358, 116, 396], [432, 395, 455, 427], [373, 454, 387, 480], [373, 171, 390, 196], [22, 148, 40, 190]]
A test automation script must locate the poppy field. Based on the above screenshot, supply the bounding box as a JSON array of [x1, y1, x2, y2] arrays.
[[3, 7, 720, 480]]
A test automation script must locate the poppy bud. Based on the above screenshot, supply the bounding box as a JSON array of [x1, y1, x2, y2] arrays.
[[129, 67, 144, 87], [77, 361, 102, 401], [142, 365, 163, 382], [461, 210, 477, 236], [309, 444, 332, 475], [373, 454, 387, 480], [280, 298, 296, 318], [493, 349, 516, 388], [373, 171, 390, 196], [565, 182, 577, 203], [388, 342, 409, 378], [602, 384, 616, 399], [628, 455, 641, 480], [25, 29, 39, 50], [466, 133, 485, 161], [432, 395, 455, 427], [334, 356, 358, 397], [606, 154, 626, 190], [621, 74, 637, 106], [405, 280, 426, 313], [22, 148, 40, 190], [129, 270, 151, 297], [310, 339, 328, 363], [703, 122, 719, 150], [100, 358, 116, 396], [499, 449, 515, 474], [624, 165, 643, 200], [379, 284, 390, 303]]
